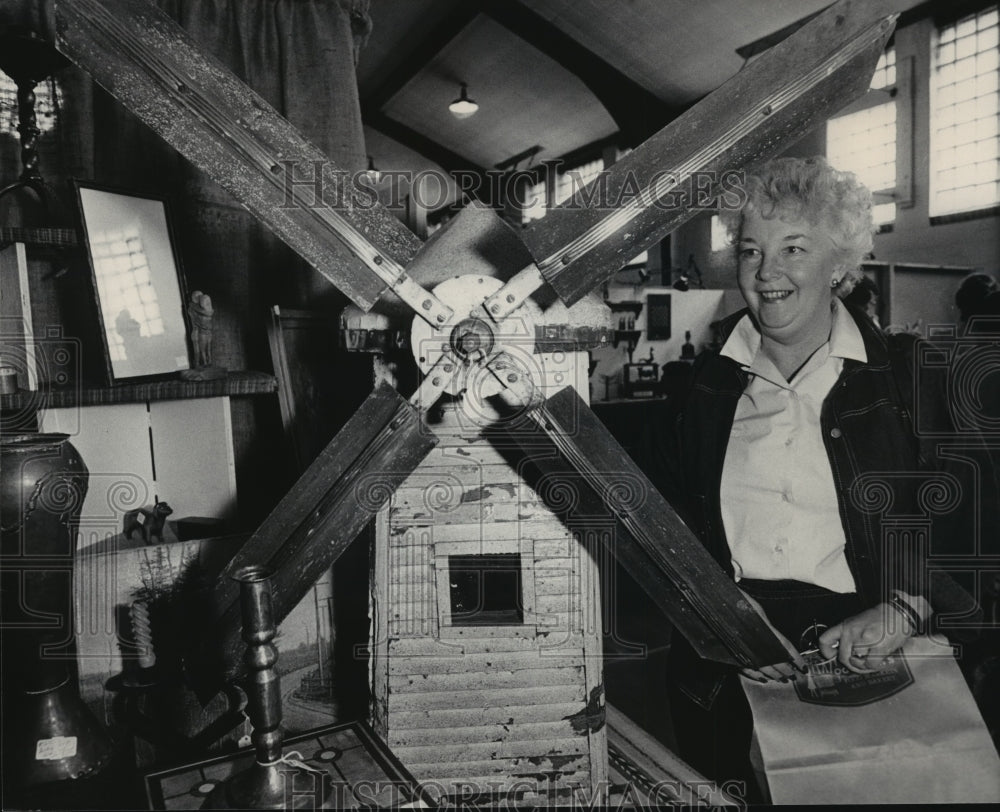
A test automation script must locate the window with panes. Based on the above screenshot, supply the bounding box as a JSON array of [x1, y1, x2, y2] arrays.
[[827, 47, 899, 226], [930, 5, 1000, 217]]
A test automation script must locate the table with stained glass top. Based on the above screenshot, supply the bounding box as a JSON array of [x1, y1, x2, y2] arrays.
[[144, 720, 429, 809]]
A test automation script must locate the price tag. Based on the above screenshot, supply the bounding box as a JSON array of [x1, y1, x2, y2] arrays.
[[35, 736, 77, 760]]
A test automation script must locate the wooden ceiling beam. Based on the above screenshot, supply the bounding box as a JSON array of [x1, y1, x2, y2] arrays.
[[478, 0, 680, 144], [361, 4, 481, 113], [363, 111, 491, 201], [735, 9, 825, 60], [360, 6, 491, 203], [358, 0, 675, 187]]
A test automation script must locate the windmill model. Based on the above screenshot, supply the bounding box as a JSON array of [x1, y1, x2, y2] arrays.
[[52, 0, 896, 804]]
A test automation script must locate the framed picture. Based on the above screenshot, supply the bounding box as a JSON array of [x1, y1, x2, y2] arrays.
[[646, 293, 672, 340], [75, 182, 190, 382]]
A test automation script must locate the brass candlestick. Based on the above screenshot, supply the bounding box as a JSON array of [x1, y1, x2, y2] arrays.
[[203, 566, 324, 809]]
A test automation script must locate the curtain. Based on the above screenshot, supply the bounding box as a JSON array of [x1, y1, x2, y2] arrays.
[[0, 0, 372, 170], [158, 0, 370, 172], [139, 0, 376, 343]]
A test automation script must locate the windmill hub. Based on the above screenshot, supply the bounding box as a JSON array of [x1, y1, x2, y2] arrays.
[[411, 274, 542, 398], [449, 317, 495, 359]]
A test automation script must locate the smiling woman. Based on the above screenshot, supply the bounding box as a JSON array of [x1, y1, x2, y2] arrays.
[[735, 210, 843, 375], [653, 156, 992, 800], [724, 157, 875, 377]]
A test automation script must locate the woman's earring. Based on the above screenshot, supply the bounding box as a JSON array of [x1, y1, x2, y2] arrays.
[[830, 277, 841, 288]]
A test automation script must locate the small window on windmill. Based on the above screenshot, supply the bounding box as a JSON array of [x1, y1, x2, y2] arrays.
[[448, 554, 523, 626]]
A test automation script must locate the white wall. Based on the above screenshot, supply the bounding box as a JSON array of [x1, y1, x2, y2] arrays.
[[591, 287, 740, 400]]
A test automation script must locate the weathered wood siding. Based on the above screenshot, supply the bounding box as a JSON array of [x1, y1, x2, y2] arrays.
[[372, 352, 607, 805]]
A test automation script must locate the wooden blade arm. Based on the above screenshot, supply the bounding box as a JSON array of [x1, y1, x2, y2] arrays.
[[499, 385, 789, 669], [53, 0, 453, 327], [185, 383, 437, 697], [485, 0, 897, 312]]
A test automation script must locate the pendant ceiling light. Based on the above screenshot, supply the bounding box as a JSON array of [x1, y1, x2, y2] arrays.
[[448, 82, 479, 119]]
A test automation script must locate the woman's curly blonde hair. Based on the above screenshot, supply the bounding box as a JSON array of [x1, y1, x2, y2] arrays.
[[719, 157, 877, 293]]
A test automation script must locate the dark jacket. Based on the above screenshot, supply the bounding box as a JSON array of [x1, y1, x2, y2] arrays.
[[655, 306, 986, 704]]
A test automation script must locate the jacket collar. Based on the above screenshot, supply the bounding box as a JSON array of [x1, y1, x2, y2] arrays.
[[719, 299, 868, 370], [715, 301, 890, 372]]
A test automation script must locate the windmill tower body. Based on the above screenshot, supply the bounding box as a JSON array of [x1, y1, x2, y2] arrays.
[[364, 268, 612, 803]]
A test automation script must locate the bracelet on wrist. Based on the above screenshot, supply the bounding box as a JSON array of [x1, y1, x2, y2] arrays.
[[889, 594, 924, 637]]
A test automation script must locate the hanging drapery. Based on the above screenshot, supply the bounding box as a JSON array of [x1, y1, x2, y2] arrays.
[[156, 0, 371, 172], [1, 0, 372, 171], [143, 0, 377, 318]]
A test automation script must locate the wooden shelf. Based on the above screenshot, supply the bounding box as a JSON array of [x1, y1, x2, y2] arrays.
[[613, 329, 643, 349], [607, 300, 644, 316], [0, 370, 276, 410], [592, 396, 668, 407]]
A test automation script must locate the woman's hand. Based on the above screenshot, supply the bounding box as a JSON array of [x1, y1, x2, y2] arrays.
[[818, 603, 913, 673], [738, 591, 807, 683]]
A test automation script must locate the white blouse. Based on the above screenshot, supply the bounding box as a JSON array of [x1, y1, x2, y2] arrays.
[[719, 300, 867, 594]]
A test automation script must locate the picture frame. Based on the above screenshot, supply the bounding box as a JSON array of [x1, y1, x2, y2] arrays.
[[646, 293, 672, 340], [74, 182, 190, 383]]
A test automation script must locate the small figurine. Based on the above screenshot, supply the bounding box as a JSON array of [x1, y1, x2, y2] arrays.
[[180, 290, 225, 380], [123, 501, 174, 545], [680, 330, 696, 361], [188, 290, 214, 367]]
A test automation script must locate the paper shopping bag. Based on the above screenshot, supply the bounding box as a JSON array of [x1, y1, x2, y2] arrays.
[[742, 635, 1000, 804]]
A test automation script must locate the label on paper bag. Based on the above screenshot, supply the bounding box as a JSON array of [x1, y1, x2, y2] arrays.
[[743, 636, 1000, 804], [795, 650, 914, 706], [35, 736, 77, 760]]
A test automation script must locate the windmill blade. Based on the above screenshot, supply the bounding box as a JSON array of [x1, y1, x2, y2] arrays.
[[186, 382, 437, 697], [484, 0, 897, 317], [495, 384, 788, 669], [373, 200, 614, 351], [371, 200, 537, 319], [52, 0, 453, 326]]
